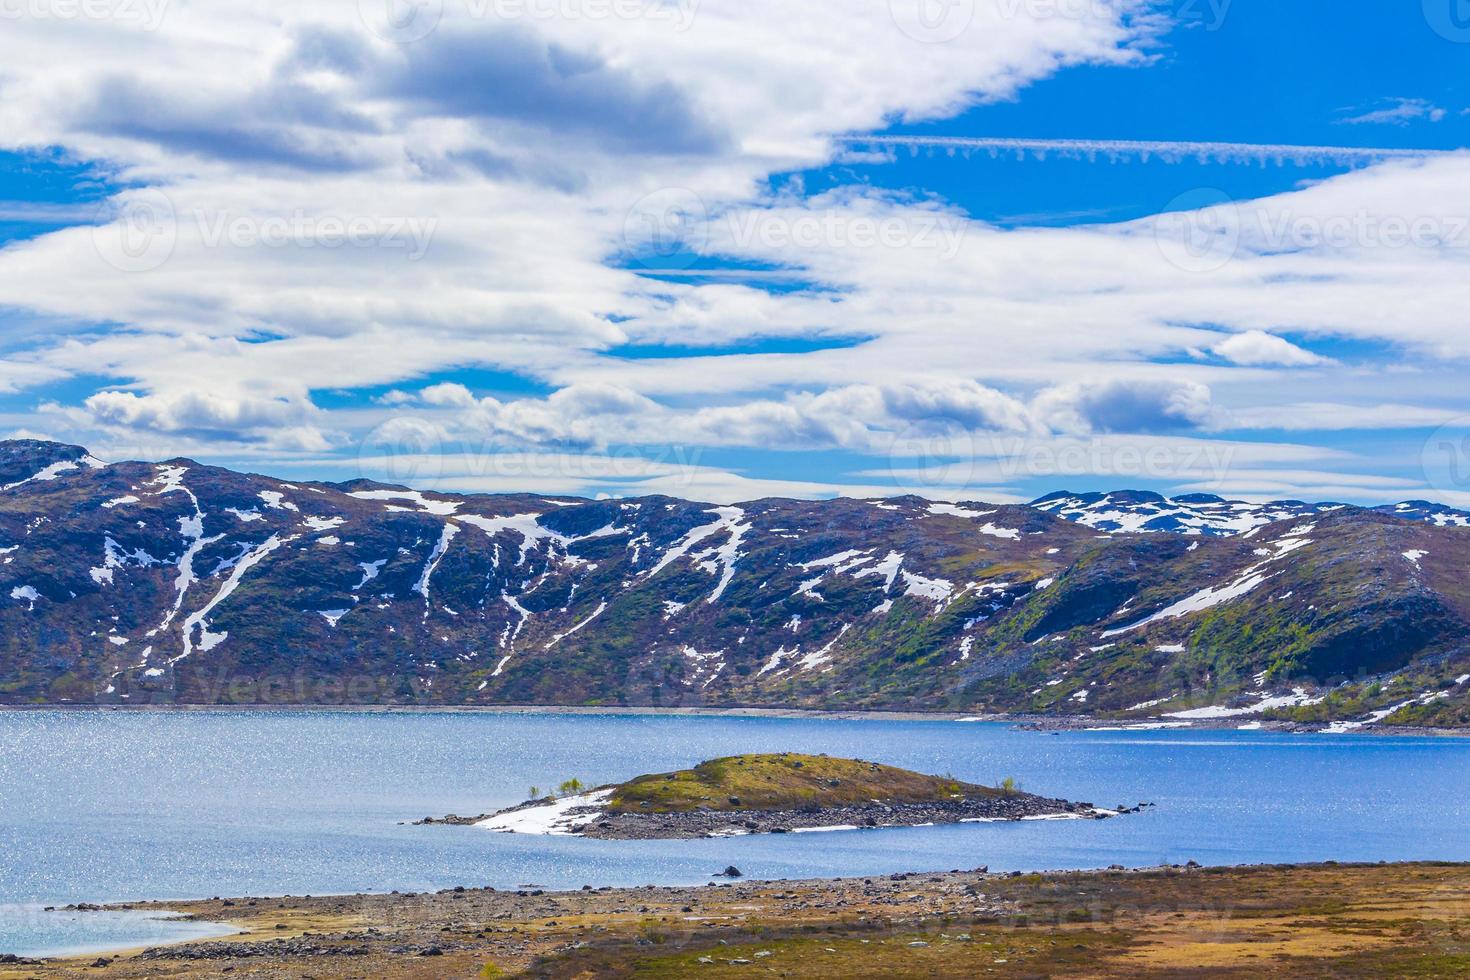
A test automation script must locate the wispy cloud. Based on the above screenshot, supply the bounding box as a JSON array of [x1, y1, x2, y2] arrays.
[[1337, 98, 1449, 127], [835, 136, 1456, 167], [0, 201, 99, 223]]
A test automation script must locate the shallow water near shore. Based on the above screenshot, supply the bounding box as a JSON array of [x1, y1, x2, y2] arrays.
[[3, 708, 1469, 956], [0, 907, 238, 959]]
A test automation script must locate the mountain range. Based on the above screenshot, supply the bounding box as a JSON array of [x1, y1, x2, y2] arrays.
[[3, 439, 1468, 728]]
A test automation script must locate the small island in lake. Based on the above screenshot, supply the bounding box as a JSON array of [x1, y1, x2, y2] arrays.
[[421, 753, 1139, 839]]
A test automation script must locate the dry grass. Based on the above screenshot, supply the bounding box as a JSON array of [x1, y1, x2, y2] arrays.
[[6, 863, 1469, 978]]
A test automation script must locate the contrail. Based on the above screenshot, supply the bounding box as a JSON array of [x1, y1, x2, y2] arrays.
[[836, 136, 1459, 167]]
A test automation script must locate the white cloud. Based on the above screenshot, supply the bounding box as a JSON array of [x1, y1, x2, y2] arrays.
[[79, 389, 333, 451], [1337, 98, 1449, 127], [1212, 330, 1327, 367], [1219, 403, 1462, 432], [0, 0, 1153, 449], [1032, 379, 1214, 434], [0, 3, 1465, 504], [386, 378, 1035, 453], [334, 448, 983, 503]]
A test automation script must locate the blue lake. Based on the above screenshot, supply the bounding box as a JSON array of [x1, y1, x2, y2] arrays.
[[3, 708, 1470, 956]]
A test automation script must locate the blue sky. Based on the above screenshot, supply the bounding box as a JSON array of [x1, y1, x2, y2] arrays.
[[1, 1, 1468, 505]]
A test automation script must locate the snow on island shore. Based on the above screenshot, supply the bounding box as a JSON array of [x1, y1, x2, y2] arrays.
[[419, 753, 1142, 840]]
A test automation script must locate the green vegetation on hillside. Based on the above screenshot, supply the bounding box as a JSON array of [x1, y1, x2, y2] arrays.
[[604, 752, 997, 814]]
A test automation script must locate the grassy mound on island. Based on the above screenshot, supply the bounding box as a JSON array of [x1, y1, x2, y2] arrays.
[[603, 753, 1007, 814]]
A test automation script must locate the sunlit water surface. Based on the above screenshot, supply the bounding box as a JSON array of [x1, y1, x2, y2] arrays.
[[3, 709, 1469, 955]]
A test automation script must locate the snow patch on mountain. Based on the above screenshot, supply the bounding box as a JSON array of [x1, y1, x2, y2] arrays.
[[452, 513, 549, 563], [645, 507, 741, 579], [1165, 687, 1321, 719], [797, 623, 851, 671], [1034, 491, 1320, 537], [1104, 527, 1315, 637], [681, 644, 726, 686], [90, 536, 161, 585], [691, 509, 748, 604], [1, 458, 81, 492], [350, 489, 459, 515], [258, 490, 298, 512], [1035, 491, 1470, 537], [545, 599, 607, 648], [414, 524, 460, 607], [148, 465, 225, 637], [176, 534, 292, 662], [355, 559, 388, 589], [857, 551, 904, 593], [759, 644, 799, 675], [319, 609, 350, 628], [499, 591, 531, 651], [928, 503, 997, 519], [901, 570, 954, 608]]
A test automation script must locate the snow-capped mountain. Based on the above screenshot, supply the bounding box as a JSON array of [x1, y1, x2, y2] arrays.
[[2, 441, 1468, 728], [1032, 490, 1470, 537]]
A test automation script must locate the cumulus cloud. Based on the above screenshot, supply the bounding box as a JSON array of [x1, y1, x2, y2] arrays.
[[81, 390, 331, 451], [382, 28, 729, 157], [384, 379, 1034, 453], [0, 3, 1465, 502], [0, 1, 1150, 448], [1212, 330, 1327, 367], [1032, 379, 1214, 435]]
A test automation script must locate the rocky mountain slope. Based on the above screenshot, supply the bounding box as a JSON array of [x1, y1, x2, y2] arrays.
[[2, 440, 1468, 727], [1033, 489, 1470, 536]]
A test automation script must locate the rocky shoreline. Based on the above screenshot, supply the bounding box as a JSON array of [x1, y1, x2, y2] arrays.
[[6, 703, 1465, 737], [420, 791, 1146, 839], [5, 862, 1466, 978], [586, 792, 1131, 839]]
